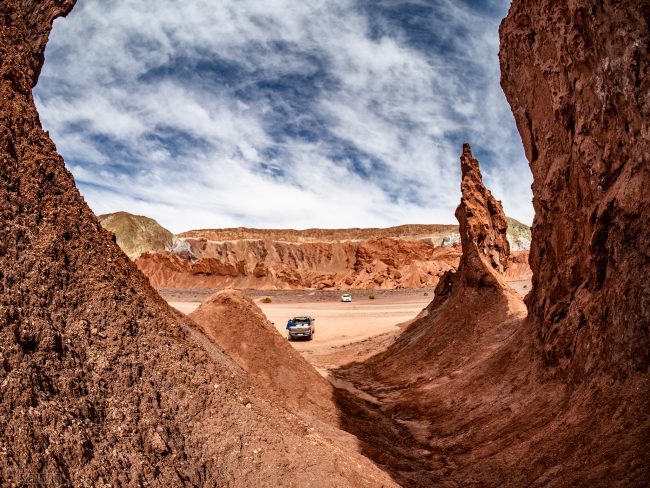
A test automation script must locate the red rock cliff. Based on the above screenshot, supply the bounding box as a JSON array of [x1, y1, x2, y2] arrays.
[[500, 0, 649, 380], [137, 238, 464, 290]]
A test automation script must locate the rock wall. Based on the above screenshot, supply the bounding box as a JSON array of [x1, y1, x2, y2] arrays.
[[500, 0, 649, 380], [96, 212, 532, 290], [333, 141, 648, 485], [330, 5, 650, 484]]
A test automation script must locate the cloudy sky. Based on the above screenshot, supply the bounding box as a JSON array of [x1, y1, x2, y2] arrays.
[[35, 0, 532, 233]]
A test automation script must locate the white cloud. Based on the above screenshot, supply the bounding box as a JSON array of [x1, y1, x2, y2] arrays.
[[36, 0, 534, 233]]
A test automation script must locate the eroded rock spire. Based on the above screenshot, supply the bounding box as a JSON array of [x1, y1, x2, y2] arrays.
[[455, 143, 510, 287]]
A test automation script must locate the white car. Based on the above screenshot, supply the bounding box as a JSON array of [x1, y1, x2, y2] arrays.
[[341, 293, 352, 302]]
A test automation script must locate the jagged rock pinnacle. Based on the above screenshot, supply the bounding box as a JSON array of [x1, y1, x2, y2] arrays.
[[454, 143, 510, 287]]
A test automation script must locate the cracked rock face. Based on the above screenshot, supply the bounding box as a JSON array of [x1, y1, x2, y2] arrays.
[[500, 0, 649, 380], [454, 143, 511, 288]]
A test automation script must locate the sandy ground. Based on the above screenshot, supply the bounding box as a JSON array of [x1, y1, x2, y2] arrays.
[[257, 293, 431, 350], [164, 282, 530, 368], [168, 291, 432, 349]]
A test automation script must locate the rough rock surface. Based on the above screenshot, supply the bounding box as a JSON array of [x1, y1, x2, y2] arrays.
[[500, 0, 649, 380], [333, 137, 649, 486], [137, 238, 463, 290], [98, 211, 173, 260], [455, 143, 511, 287], [135, 236, 531, 290], [0, 2, 396, 486], [347, 145, 523, 390], [96, 212, 531, 290], [332, 146, 530, 485]]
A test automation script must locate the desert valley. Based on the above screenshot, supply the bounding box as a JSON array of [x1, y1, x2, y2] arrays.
[[1, 1, 648, 487]]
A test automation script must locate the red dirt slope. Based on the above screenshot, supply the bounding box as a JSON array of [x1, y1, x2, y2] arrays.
[[189, 290, 337, 424], [0, 2, 395, 485]]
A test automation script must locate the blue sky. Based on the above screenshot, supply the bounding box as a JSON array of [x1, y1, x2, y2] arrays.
[[35, 0, 533, 233]]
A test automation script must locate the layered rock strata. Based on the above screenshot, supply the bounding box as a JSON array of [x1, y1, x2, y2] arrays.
[[136, 238, 465, 290]]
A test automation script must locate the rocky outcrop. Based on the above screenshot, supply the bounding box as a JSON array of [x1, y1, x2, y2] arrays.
[[500, 0, 649, 380], [0, 2, 395, 485], [92, 213, 530, 290], [335, 134, 648, 484], [455, 143, 511, 287], [98, 211, 174, 260], [333, 146, 530, 484], [355, 145, 523, 379], [135, 233, 531, 291]]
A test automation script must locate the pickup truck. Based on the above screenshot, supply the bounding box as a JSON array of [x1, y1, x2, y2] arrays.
[[287, 316, 316, 341]]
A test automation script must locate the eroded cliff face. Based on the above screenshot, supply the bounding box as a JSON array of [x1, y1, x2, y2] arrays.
[[136, 237, 465, 290], [500, 0, 649, 380], [0, 2, 396, 485], [333, 146, 531, 484], [355, 145, 525, 386], [334, 137, 648, 484], [330, 4, 649, 484], [97, 213, 532, 290]]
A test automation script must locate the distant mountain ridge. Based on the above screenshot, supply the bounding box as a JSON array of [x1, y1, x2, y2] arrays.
[[179, 224, 459, 244], [98, 211, 174, 260], [98, 211, 531, 290], [100, 212, 531, 250]]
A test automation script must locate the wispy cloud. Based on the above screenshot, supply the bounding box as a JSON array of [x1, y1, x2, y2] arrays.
[[35, 0, 533, 233]]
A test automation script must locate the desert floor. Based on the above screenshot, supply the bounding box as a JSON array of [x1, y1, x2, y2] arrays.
[[163, 280, 531, 370]]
